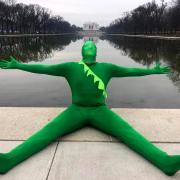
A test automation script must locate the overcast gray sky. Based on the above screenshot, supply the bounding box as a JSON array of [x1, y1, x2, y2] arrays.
[[17, 0, 169, 27]]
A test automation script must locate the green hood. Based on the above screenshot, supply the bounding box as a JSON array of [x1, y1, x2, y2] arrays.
[[81, 40, 97, 63]]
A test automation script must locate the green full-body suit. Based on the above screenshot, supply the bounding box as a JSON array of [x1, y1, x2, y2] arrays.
[[0, 40, 179, 176]]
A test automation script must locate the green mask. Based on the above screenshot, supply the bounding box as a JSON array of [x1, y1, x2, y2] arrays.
[[81, 40, 97, 63]]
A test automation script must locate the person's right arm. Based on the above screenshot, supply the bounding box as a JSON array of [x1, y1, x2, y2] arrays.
[[0, 56, 69, 77]]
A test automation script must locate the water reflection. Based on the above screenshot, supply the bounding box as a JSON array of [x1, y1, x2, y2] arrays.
[[0, 34, 180, 107], [83, 36, 99, 43], [104, 35, 180, 91], [0, 35, 81, 62]]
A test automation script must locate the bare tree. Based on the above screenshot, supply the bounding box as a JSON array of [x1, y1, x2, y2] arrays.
[[106, 0, 179, 35], [0, 0, 80, 34]]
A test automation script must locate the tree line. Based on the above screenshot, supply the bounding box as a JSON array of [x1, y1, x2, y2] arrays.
[[0, 35, 81, 62], [105, 36, 180, 90], [105, 0, 180, 34], [0, 0, 82, 34]]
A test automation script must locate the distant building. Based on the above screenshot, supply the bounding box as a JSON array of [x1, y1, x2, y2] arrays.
[[78, 22, 103, 37], [83, 22, 99, 31]]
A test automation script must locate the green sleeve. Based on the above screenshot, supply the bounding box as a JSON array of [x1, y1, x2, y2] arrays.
[[16, 62, 70, 77], [108, 63, 157, 77]]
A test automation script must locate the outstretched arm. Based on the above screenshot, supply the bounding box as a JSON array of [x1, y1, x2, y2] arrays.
[[109, 62, 171, 77], [0, 56, 69, 77]]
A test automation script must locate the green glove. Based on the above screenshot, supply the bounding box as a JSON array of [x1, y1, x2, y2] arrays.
[[0, 56, 20, 69], [153, 61, 171, 74]]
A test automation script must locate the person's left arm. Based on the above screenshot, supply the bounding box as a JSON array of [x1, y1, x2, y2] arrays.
[[108, 62, 171, 77]]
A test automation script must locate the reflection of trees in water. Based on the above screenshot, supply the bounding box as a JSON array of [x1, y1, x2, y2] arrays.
[[0, 35, 81, 62], [104, 35, 180, 91]]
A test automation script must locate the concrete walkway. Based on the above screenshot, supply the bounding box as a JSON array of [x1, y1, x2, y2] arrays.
[[0, 107, 180, 179], [107, 34, 180, 40], [0, 33, 75, 37]]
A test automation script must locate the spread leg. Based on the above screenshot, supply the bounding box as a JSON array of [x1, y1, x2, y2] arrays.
[[90, 106, 180, 176], [0, 104, 86, 174]]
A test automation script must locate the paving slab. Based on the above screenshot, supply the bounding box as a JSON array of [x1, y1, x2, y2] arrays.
[[0, 107, 110, 142], [0, 108, 179, 142], [48, 142, 180, 180], [111, 108, 180, 142], [108, 34, 180, 40], [0, 107, 64, 141], [0, 141, 58, 180], [60, 126, 111, 142]]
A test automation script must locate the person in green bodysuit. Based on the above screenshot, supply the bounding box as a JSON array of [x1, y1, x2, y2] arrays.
[[0, 40, 179, 176]]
